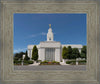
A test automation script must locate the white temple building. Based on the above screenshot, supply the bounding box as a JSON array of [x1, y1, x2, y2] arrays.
[[28, 24, 82, 62]]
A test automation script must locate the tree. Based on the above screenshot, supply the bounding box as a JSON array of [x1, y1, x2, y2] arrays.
[[24, 51, 30, 61], [32, 45, 38, 61], [14, 53, 19, 60], [62, 46, 68, 59], [67, 46, 73, 59], [81, 46, 87, 59], [14, 52, 25, 61], [72, 48, 80, 59]]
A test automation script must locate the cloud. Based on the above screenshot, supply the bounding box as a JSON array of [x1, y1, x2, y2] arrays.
[[40, 32, 47, 36], [29, 32, 47, 38], [28, 32, 56, 38], [30, 34, 36, 37], [14, 48, 27, 53]]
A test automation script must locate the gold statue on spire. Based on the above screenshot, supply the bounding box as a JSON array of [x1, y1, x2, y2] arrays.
[[49, 24, 51, 28]]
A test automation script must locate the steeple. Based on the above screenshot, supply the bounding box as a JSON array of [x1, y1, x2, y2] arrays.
[[47, 24, 54, 41], [49, 24, 51, 28]]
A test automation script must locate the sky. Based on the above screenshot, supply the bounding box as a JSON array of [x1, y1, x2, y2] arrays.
[[14, 13, 87, 53]]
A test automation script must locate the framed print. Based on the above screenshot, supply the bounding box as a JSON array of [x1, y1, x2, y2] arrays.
[[13, 13, 87, 71], [0, 0, 100, 84]]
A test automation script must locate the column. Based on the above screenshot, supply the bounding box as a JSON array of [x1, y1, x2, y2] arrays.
[[55, 48, 61, 62]]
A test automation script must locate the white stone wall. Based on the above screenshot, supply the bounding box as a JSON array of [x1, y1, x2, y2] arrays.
[[55, 48, 61, 62], [39, 48, 45, 61], [27, 43, 83, 62], [39, 41, 61, 48], [28, 49, 32, 59]]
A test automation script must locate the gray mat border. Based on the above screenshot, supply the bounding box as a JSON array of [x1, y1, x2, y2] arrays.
[[0, 0, 100, 84]]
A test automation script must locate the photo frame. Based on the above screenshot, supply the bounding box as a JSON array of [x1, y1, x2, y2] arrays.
[[0, 0, 100, 84]]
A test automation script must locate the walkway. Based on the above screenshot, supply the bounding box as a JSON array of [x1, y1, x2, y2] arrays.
[[14, 65, 86, 71]]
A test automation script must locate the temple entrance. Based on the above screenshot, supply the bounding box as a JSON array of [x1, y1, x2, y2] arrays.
[[45, 48, 55, 62]]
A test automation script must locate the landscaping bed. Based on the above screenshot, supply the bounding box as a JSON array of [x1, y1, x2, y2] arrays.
[[14, 60, 33, 65], [66, 60, 86, 65], [40, 61, 60, 65]]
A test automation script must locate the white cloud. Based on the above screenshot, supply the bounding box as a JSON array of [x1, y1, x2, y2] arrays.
[[14, 48, 27, 53], [28, 32, 56, 39], [29, 34, 38, 38], [30, 34, 36, 37], [40, 32, 47, 36], [29, 32, 47, 38]]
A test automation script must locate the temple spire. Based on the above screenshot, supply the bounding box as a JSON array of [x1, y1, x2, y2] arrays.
[[47, 24, 54, 41], [49, 24, 51, 28]]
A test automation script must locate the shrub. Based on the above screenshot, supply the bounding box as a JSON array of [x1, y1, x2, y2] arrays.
[[52, 61, 57, 63], [66, 61, 72, 64], [23, 60, 33, 64], [14, 60, 21, 64], [40, 61, 60, 65], [42, 60, 48, 63], [52, 61, 60, 64], [14, 52, 25, 61], [66, 60, 86, 65], [28, 61, 33, 64], [78, 60, 86, 62], [62, 46, 68, 59], [78, 60, 86, 65], [38, 60, 42, 62], [32, 45, 38, 61], [66, 60, 76, 64], [81, 46, 87, 59], [72, 48, 80, 59], [24, 51, 30, 61]]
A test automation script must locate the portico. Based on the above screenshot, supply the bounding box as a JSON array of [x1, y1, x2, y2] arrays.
[[39, 41, 61, 62]]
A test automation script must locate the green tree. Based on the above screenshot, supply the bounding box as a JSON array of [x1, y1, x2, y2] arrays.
[[72, 48, 80, 59], [62, 46, 68, 59], [81, 46, 87, 59], [24, 51, 30, 61], [32, 45, 38, 61], [67, 46, 73, 59], [14, 52, 25, 61], [14, 53, 19, 60]]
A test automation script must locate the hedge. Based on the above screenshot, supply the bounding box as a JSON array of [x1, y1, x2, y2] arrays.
[[14, 60, 33, 65], [23, 60, 33, 64], [40, 61, 60, 65], [66, 60, 76, 64], [14, 60, 21, 64], [66, 60, 86, 65]]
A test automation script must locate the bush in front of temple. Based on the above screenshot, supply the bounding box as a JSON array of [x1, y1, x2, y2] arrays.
[[67, 46, 73, 59], [62, 46, 68, 59], [14, 60, 22, 65], [66, 60, 86, 65], [24, 50, 30, 61], [66, 60, 76, 65], [32, 45, 38, 61], [40, 61, 60, 65], [72, 48, 80, 59], [23, 60, 33, 65], [80, 46, 87, 59], [14, 52, 25, 61]]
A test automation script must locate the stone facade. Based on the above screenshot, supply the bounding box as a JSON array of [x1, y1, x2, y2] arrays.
[[28, 24, 82, 62]]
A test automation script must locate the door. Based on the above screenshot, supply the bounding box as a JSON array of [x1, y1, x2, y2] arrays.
[[45, 48, 55, 61]]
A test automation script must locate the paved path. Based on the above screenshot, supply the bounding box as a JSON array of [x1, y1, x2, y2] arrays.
[[14, 65, 86, 71]]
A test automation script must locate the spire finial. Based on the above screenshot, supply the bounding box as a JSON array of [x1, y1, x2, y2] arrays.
[[49, 24, 51, 28]]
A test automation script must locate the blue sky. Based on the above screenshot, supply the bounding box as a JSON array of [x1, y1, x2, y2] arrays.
[[14, 13, 87, 53]]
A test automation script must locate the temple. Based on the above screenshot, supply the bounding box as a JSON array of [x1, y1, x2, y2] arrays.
[[28, 24, 82, 62]]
